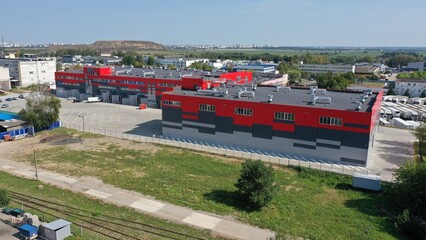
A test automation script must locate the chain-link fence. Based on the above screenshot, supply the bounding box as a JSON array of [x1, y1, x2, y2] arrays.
[[61, 122, 383, 179]]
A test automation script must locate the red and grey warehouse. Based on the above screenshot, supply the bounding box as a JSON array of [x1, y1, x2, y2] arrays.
[[55, 66, 252, 107], [162, 85, 383, 166]]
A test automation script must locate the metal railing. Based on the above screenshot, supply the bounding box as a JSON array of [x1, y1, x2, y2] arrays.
[[60, 122, 383, 180]]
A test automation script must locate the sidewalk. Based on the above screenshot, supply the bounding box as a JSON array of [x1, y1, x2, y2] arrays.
[[0, 159, 275, 240]]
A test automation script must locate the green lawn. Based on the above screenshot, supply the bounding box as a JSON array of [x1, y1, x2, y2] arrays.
[[0, 171, 218, 240], [16, 128, 406, 240]]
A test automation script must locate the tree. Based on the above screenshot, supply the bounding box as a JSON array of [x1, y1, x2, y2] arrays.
[[235, 160, 278, 210], [421, 90, 426, 98], [404, 89, 411, 97], [391, 161, 426, 218], [147, 56, 155, 65], [413, 123, 426, 162], [386, 84, 395, 95], [18, 89, 61, 130], [0, 189, 10, 207]]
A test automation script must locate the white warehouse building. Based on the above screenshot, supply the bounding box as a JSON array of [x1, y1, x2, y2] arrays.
[[395, 78, 426, 97], [298, 63, 355, 74], [0, 57, 56, 87]]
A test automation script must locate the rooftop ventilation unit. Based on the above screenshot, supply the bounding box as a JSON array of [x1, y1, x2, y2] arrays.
[[196, 88, 228, 97], [267, 94, 273, 103], [238, 88, 255, 98], [314, 88, 326, 95], [311, 93, 331, 105], [142, 71, 155, 77], [252, 83, 257, 91]]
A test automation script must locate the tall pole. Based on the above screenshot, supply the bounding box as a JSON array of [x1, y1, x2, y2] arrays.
[[33, 149, 38, 180], [82, 115, 85, 137]]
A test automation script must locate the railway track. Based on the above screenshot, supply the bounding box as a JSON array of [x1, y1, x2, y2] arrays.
[[9, 191, 208, 240]]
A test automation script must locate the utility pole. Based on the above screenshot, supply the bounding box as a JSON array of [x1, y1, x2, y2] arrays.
[[33, 149, 38, 180]]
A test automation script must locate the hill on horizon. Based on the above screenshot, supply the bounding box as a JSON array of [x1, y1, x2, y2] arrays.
[[48, 40, 166, 53]]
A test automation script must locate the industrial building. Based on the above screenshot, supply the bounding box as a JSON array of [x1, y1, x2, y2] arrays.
[[0, 67, 11, 90], [234, 63, 277, 73], [55, 66, 252, 107], [395, 78, 426, 97], [405, 61, 426, 72], [0, 57, 56, 87], [162, 84, 382, 166], [298, 63, 355, 74]]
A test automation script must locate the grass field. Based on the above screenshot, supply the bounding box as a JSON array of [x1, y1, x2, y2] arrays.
[[0, 171, 219, 240], [350, 81, 386, 88], [15, 128, 406, 240]]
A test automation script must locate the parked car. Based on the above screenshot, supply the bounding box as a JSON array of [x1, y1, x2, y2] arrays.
[[73, 99, 82, 103], [0, 99, 2, 103], [18, 94, 24, 99], [67, 97, 77, 101], [11, 97, 17, 100], [1, 104, 9, 108], [5, 98, 12, 101]]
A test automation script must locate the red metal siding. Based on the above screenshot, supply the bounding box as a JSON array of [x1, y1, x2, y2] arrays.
[[162, 93, 373, 134]]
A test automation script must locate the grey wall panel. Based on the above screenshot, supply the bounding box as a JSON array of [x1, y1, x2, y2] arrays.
[[198, 126, 215, 134], [316, 142, 340, 149], [273, 130, 294, 139], [341, 131, 369, 149], [234, 125, 252, 133], [216, 116, 233, 133], [198, 111, 216, 124], [129, 95, 138, 106], [111, 95, 120, 104], [122, 98, 130, 105], [162, 107, 182, 123], [101, 91, 110, 103], [294, 125, 317, 141], [344, 122, 369, 129], [294, 143, 316, 150], [162, 126, 369, 166], [252, 124, 273, 139], [317, 128, 341, 141], [182, 120, 215, 128]]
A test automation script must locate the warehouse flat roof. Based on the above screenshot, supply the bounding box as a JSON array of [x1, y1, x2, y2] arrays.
[[167, 86, 378, 112], [59, 67, 225, 80]]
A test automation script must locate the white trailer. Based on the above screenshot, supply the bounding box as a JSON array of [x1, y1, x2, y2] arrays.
[[86, 97, 101, 103]]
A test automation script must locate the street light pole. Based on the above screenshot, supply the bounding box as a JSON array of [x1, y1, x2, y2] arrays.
[[79, 114, 85, 137]]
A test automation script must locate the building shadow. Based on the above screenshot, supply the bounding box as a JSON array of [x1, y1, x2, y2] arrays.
[[203, 189, 256, 213], [124, 119, 162, 137]]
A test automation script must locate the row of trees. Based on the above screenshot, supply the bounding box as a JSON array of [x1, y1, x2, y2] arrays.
[[397, 71, 426, 79], [55, 48, 101, 57]]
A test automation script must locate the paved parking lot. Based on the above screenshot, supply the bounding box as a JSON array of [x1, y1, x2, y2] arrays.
[[368, 126, 415, 181], [59, 100, 162, 137]]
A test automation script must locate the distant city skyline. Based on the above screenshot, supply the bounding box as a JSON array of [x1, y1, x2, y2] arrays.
[[1, 0, 426, 47]]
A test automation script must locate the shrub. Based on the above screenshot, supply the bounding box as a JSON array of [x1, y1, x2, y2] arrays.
[[235, 160, 278, 210], [0, 189, 10, 207]]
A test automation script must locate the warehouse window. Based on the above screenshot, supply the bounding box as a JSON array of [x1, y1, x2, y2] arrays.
[[234, 108, 253, 116], [163, 100, 181, 106], [319, 116, 342, 126], [274, 112, 295, 121], [199, 104, 216, 112]]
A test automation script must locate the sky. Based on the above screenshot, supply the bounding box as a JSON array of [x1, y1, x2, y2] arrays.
[[1, 0, 426, 47]]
